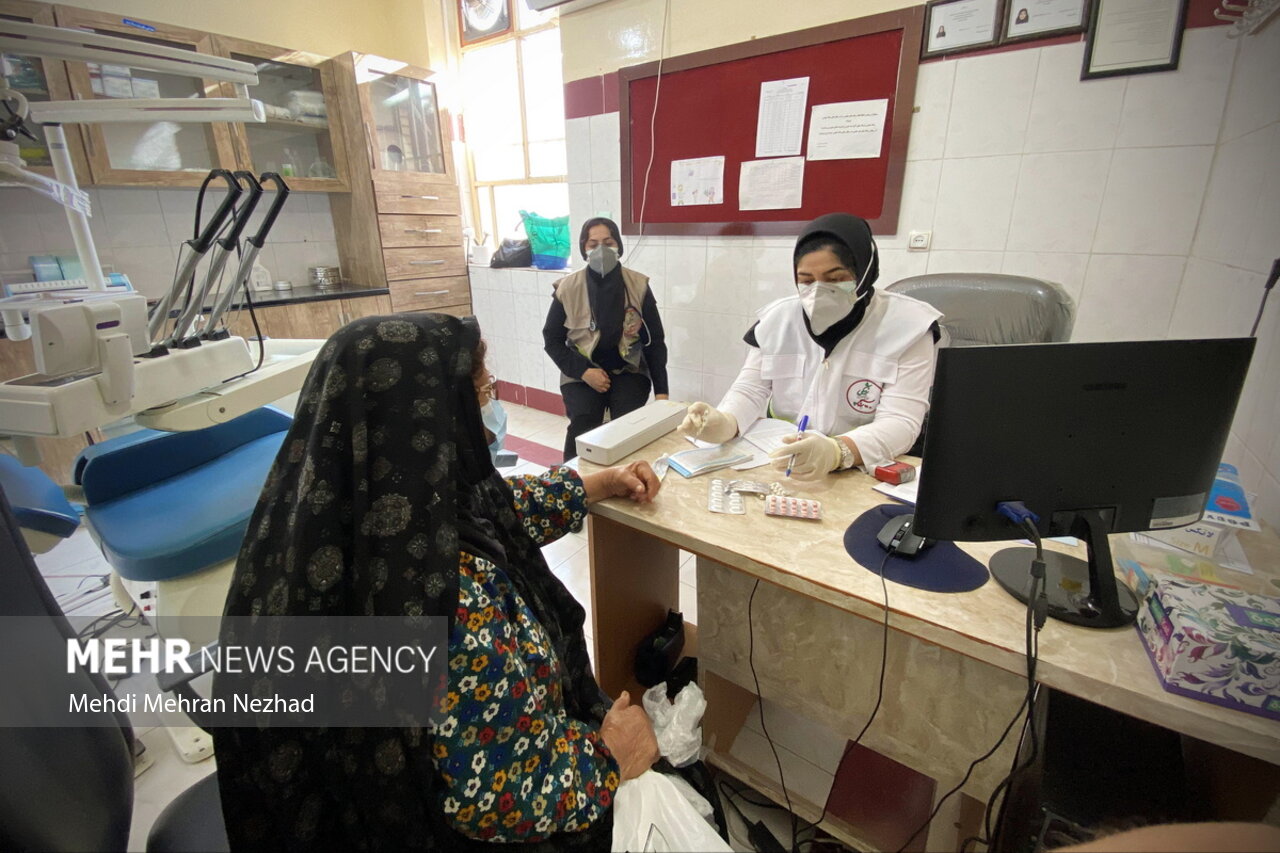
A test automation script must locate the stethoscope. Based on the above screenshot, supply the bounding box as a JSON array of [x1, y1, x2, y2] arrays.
[[586, 269, 653, 346]]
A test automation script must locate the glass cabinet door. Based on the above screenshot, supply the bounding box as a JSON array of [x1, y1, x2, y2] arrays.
[[0, 0, 89, 180], [362, 67, 447, 177], [218, 39, 348, 191], [53, 8, 238, 186]]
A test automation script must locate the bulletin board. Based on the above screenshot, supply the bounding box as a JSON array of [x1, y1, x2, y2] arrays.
[[618, 7, 925, 237]]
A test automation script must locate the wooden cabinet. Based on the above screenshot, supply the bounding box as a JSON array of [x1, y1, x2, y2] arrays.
[[329, 52, 471, 318], [224, 293, 392, 340], [51, 6, 241, 188], [212, 35, 349, 193], [0, 0, 90, 182]]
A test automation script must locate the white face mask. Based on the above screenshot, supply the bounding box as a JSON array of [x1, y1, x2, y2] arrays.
[[587, 244, 619, 276], [798, 280, 858, 334]]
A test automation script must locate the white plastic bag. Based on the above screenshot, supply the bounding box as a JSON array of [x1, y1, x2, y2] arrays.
[[611, 770, 731, 852], [643, 681, 706, 768]]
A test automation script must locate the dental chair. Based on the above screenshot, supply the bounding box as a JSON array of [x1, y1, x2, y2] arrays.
[[0, 483, 231, 852], [0, 452, 80, 554], [74, 406, 292, 652], [884, 273, 1075, 455]]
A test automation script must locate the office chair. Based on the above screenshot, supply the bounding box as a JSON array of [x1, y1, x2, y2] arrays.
[[884, 272, 1075, 346], [0, 483, 230, 852]]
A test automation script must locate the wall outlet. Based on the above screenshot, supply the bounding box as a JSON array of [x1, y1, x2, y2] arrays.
[[908, 230, 931, 250]]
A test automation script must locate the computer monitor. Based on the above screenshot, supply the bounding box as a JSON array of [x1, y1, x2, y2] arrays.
[[912, 338, 1255, 629]]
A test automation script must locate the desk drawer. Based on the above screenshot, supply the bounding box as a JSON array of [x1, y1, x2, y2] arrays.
[[373, 179, 459, 215], [379, 214, 462, 248], [388, 275, 471, 313], [383, 246, 467, 281]]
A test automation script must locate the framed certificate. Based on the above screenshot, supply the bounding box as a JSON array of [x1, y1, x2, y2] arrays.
[[922, 0, 1004, 59], [1082, 0, 1189, 79], [1002, 0, 1091, 43]]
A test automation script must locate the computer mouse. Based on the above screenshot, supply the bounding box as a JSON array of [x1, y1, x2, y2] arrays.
[[877, 514, 934, 557]]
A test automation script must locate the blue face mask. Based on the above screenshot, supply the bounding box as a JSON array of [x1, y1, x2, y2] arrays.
[[481, 399, 508, 466]]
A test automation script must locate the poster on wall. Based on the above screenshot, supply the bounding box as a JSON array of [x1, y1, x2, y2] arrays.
[[1002, 0, 1090, 42], [755, 77, 810, 158], [922, 0, 1003, 58], [806, 99, 888, 160], [740, 157, 805, 210], [1082, 0, 1188, 78], [670, 156, 726, 206]]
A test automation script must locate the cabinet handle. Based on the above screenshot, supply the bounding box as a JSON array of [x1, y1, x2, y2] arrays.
[[405, 228, 443, 233], [364, 134, 377, 171], [409, 259, 446, 265], [401, 194, 439, 200], [414, 289, 450, 296]]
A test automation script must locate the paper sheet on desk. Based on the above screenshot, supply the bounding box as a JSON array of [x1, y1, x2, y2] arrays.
[[685, 418, 796, 470], [872, 468, 921, 504]]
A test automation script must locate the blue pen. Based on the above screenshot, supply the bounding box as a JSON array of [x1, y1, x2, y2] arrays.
[[785, 415, 810, 478]]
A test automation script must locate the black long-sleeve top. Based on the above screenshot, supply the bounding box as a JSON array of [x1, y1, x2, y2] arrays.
[[542, 267, 669, 395]]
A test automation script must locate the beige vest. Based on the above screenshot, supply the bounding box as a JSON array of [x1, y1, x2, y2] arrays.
[[552, 266, 652, 382]]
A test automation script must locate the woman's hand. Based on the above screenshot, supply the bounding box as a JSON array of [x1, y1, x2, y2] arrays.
[[600, 691, 660, 781], [583, 367, 611, 393], [583, 461, 661, 504]]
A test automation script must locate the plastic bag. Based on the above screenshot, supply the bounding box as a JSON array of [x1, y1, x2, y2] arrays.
[[643, 682, 706, 768], [611, 770, 731, 852], [490, 237, 532, 268], [518, 209, 570, 270]]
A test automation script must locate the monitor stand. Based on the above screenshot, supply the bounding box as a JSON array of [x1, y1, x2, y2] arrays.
[[988, 509, 1138, 629]]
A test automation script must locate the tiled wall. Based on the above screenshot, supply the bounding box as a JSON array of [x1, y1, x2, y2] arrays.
[[0, 187, 339, 300], [471, 24, 1280, 527]]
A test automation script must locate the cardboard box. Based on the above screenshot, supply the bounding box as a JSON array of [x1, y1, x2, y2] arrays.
[[1135, 578, 1280, 721], [574, 400, 688, 465]]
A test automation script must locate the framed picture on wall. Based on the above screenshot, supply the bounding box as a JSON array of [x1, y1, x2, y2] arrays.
[[459, 0, 513, 46], [1001, 0, 1090, 44], [922, 0, 1003, 59], [1082, 0, 1189, 79]]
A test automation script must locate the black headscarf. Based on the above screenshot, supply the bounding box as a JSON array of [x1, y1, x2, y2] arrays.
[[212, 314, 611, 852], [578, 216, 624, 260]]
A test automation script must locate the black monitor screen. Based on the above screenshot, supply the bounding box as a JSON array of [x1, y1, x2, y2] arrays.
[[913, 337, 1255, 627]]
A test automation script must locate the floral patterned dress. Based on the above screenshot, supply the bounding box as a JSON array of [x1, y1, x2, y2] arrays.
[[431, 468, 620, 842]]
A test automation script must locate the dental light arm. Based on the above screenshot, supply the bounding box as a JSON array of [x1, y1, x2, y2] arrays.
[[147, 170, 243, 345], [168, 171, 263, 346], [204, 172, 291, 337]]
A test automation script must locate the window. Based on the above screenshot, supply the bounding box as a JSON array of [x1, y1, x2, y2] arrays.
[[460, 1, 567, 249]]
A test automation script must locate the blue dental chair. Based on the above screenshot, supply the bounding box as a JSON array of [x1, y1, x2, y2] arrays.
[[0, 452, 81, 554]]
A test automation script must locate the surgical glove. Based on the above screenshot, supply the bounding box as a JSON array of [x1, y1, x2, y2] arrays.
[[677, 402, 738, 444], [769, 432, 842, 481]]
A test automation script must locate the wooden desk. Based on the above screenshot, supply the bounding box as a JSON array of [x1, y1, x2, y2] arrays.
[[582, 432, 1280, 849]]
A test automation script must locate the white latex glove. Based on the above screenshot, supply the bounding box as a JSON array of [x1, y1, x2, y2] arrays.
[[677, 402, 739, 444], [768, 432, 842, 481]]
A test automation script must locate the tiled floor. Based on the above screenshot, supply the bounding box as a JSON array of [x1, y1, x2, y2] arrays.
[[29, 400, 705, 849]]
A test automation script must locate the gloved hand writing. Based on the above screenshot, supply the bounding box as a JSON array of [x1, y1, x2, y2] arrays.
[[768, 432, 842, 481], [677, 402, 738, 444]]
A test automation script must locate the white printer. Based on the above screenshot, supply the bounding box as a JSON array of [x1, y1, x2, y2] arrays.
[[574, 400, 688, 465]]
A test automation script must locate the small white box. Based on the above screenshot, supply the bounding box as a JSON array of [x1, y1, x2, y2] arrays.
[[575, 400, 688, 465]]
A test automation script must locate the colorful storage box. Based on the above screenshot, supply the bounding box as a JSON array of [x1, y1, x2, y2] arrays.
[[1135, 578, 1280, 721]]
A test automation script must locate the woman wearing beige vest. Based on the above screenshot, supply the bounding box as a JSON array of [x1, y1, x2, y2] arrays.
[[543, 217, 669, 460]]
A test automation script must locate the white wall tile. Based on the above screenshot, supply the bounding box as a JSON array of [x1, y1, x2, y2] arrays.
[[1072, 254, 1185, 341], [110, 244, 178, 299], [701, 371, 735, 405], [625, 237, 666, 301], [1007, 150, 1111, 253], [932, 155, 1021, 251], [1241, 125, 1280, 276], [749, 242, 796, 306], [98, 188, 169, 248], [510, 268, 541, 296], [565, 116, 594, 184], [663, 237, 708, 310], [907, 60, 956, 162], [568, 183, 594, 236], [926, 250, 1005, 274], [879, 159, 941, 249], [1093, 146, 1214, 256], [664, 365, 702, 403], [512, 292, 544, 344], [590, 181, 621, 221], [704, 239, 757, 310], [1025, 42, 1126, 154], [589, 112, 621, 183], [702, 311, 750, 378], [1115, 28, 1235, 149], [944, 49, 1039, 159], [489, 268, 513, 293], [662, 307, 706, 373], [1192, 126, 1267, 269], [1168, 258, 1265, 340], [1229, 303, 1278, 456], [0, 201, 53, 255], [1220, 19, 1280, 143], [1000, 252, 1091, 307], [878, 248, 931, 285]]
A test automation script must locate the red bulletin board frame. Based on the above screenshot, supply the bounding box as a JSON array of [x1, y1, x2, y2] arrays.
[[618, 7, 925, 237]]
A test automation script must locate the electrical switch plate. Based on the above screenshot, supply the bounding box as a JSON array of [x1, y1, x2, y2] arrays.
[[908, 230, 931, 250]]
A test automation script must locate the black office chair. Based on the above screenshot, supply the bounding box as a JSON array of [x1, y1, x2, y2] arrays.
[[885, 272, 1075, 346], [0, 484, 229, 852]]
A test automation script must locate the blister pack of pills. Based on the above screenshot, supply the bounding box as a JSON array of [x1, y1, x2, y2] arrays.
[[764, 494, 822, 520], [707, 478, 746, 514]]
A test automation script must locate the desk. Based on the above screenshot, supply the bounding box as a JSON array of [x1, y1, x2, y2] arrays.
[[581, 432, 1280, 850]]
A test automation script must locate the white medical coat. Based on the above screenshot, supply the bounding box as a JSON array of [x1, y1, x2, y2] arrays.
[[718, 290, 942, 472]]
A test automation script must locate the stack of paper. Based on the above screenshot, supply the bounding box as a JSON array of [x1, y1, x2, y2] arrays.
[[687, 417, 798, 471], [668, 445, 752, 478]]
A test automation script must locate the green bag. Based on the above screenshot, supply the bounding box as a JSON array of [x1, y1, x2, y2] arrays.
[[518, 209, 570, 270]]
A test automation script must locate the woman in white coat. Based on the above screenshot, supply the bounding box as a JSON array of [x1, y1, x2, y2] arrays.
[[680, 212, 941, 480]]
